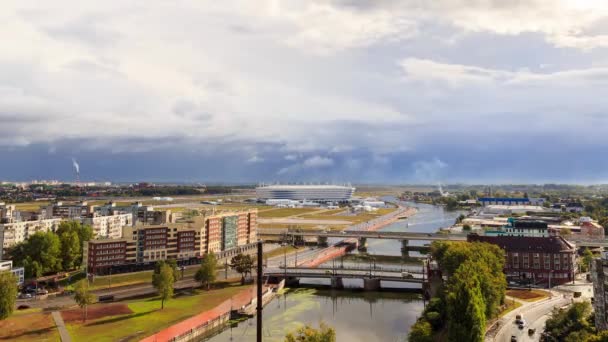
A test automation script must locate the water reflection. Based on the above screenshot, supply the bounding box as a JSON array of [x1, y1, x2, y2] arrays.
[[203, 288, 423, 342]]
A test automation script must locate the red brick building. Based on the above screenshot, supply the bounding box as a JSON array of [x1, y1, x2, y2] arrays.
[[468, 234, 576, 285]]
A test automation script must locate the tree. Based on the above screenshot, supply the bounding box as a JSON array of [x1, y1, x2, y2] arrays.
[[0, 272, 18, 320], [154, 260, 180, 281], [285, 322, 335, 342], [230, 254, 254, 285], [59, 230, 80, 271], [409, 320, 433, 342], [446, 260, 486, 342], [152, 264, 174, 309], [57, 221, 93, 267], [545, 302, 593, 341], [73, 279, 95, 322], [195, 252, 217, 290], [582, 247, 594, 273]]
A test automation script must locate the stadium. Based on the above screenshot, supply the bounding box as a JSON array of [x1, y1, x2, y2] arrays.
[[255, 184, 355, 202]]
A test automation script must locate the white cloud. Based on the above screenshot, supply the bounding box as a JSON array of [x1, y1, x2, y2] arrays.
[[302, 156, 334, 168], [284, 154, 298, 161], [246, 154, 264, 163]]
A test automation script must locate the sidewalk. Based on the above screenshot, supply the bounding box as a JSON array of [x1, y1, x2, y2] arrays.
[[51, 311, 72, 342]]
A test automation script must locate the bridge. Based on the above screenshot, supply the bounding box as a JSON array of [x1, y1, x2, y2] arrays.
[[259, 229, 468, 241], [264, 265, 426, 290], [259, 228, 467, 255]]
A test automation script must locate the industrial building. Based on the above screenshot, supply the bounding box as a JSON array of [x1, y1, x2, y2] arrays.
[[255, 184, 355, 202], [84, 209, 258, 275]]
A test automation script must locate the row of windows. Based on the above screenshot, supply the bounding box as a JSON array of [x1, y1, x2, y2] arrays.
[[91, 255, 123, 262], [92, 250, 124, 255], [93, 243, 124, 249]]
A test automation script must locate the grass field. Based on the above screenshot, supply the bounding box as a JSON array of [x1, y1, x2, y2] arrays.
[[258, 208, 323, 218], [66, 284, 250, 342]]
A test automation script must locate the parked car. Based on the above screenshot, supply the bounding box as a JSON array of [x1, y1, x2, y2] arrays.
[[402, 272, 414, 279], [510, 336, 517, 342], [528, 328, 536, 336]]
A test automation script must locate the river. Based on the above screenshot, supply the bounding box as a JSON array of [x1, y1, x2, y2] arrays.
[[204, 201, 463, 342]]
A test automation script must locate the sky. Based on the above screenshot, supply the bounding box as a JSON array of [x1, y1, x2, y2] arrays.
[[3, 1, 608, 184]]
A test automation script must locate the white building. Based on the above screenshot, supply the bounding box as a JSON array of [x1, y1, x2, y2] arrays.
[[0, 260, 24, 285], [256, 184, 355, 202], [0, 218, 62, 259], [82, 213, 133, 239]]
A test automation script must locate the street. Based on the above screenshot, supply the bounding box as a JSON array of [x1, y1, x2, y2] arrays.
[[490, 293, 570, 342]]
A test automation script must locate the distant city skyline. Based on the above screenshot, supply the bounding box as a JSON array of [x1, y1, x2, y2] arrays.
[[3, 2, 608, 183]]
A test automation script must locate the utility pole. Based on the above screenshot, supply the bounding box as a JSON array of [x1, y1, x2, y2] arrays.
[[256, 240, 263, 342]]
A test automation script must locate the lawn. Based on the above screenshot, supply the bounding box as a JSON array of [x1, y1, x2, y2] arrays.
[[498, 299, 523, 317], [13, 201, 49, 211], [506, 289, 551, 302], [0, 311, 59, 342], [258, 208, 324, 218], [66, 284, 250, 342]]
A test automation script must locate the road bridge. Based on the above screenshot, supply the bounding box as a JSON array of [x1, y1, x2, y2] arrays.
[[259, 228, 467, 255], [264, 266, 425, 290]]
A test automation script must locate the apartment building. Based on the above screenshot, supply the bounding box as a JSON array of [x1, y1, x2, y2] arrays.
[[41, 201, 93, 220], [82, 213, 133, 239], [84, 210, 257, 275], [0, 218, 62, 259], [95, 202, 179, 226], [0, 260, 25, 285]]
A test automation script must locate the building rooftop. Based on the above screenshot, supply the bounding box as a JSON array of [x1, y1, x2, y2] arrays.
[[469, 234, 574, 253]]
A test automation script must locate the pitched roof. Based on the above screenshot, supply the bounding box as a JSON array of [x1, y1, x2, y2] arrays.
[[467, 234, 574, 253]]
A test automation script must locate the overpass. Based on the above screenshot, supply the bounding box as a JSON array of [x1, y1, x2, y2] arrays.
[[264, 265, 426, 290]]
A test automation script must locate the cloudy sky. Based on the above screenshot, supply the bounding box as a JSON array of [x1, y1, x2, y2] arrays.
[[3, 1, 608, 184]]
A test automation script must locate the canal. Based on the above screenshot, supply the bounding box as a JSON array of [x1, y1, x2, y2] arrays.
[[204, 201, 463, 342]]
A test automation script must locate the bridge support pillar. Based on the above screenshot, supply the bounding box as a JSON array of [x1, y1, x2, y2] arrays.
[[358, 237, 367, 251], [284, 277, 300, 287], [317, 236, 328, 247], [331, 276, 344, 289], [363, 278, 380, 291], [401, 240, 410, 258]]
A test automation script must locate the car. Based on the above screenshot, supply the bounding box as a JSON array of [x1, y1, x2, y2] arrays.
[[402, 272, 414, 279], [19, 293, 32, 299], [518, 322, 525, 330], [510, 336, 517, 342], [528, 328, 536, 336]]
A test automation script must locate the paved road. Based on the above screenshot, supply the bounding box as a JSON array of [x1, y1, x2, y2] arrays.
[[491, 294, 570, 342]]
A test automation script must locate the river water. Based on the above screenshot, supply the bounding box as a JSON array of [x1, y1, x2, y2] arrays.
[[205, 201, 463, 342]]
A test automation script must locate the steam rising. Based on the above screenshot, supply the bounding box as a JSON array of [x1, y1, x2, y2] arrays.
[[72, 158, 80, 174]]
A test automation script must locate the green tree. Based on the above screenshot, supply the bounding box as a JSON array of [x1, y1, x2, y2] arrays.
[[230, 254, 254, 285], [73, 279, 95, 322], [57, 221, 93, 267], [154, 260, 180, 281], [195, 252, 217, 290], [152, 264, 174, 309], [0, 272, 18, 320], [285, 322, 336, 342], [544, 302, 593, 341], [446, 260, 486, 342], [582, 247, 594, 273], [13, 232, 62, 276], [408, 320, 433, 342], [59, 230, 80, 271]]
